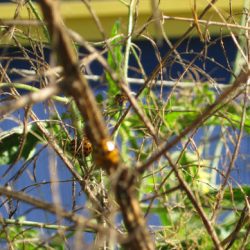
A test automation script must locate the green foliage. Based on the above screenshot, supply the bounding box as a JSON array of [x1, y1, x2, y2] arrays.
[[2, 56, 250, 250], [223, 186, 250, 201], [0, 125, 41, 165], [129, 82, 250, 248], [26, 0, 50, 42], [0, 121, 70, 166], [161, 84, 250, 135], [1, 8, 250, 248], [0, 218, 65, 249], [105, 20, 124, 96], [210, 186, 250, 208]]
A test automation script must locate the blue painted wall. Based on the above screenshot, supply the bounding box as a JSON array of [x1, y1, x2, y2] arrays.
[[1, 36, 249, 229]]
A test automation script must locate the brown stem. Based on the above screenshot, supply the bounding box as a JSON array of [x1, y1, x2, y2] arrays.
[[39, 1, 155, 249]]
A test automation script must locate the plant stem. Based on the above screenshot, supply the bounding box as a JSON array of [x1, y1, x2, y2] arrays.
[[123, 0, 137, 84], [210, 128, 224, 186], [0, 218, 95, 233], [27, 0, 50, 42], [0, 83, 69, 104], [230, 0, 250, 82]]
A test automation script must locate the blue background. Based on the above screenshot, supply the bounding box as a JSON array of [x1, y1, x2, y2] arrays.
[[1, 35, 250, 245]]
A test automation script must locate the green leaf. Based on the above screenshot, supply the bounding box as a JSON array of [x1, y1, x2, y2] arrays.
[[158, 208, 171, 226], [96, 93, 104, 104], [0, 121, 69, 165], [106, 20, 123, 96], [208, 186, 250, 209], [0, 125, 41, 165], [223, 186, 250, 202]]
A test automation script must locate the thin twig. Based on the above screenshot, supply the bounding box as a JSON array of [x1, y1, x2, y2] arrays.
[[0, 186, 98, 231], [137, 69, 249, 173], [0, 218, 94, 233]]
